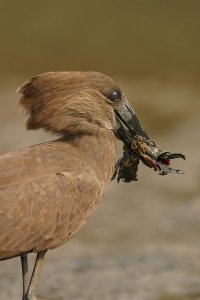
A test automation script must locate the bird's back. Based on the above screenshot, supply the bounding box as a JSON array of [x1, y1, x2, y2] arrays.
[[0, 140, 104, 260]]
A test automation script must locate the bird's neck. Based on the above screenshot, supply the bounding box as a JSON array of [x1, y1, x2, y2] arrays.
[[61, 129, 117, 188]]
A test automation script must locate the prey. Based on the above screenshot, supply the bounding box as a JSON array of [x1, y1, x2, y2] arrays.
[[112, 110, 186, 183]]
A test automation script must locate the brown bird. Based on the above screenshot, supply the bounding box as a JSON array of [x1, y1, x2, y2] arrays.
[[0, 71, 148, 300]]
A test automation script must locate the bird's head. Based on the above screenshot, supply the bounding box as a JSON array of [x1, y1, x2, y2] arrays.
[[18, 71, 148, 141]]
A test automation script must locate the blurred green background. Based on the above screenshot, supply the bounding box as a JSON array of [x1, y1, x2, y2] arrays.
[[0, 1, 200, 300]]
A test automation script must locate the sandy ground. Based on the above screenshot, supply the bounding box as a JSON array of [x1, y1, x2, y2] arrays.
[[0, 78, 199, 300]]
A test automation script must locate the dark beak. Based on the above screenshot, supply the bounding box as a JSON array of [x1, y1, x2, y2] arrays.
[[114, 104, 149, 144]]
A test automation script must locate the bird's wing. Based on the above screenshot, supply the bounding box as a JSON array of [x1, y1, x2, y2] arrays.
[[0, 170, 102, 260], [0, 141, 83, 188]]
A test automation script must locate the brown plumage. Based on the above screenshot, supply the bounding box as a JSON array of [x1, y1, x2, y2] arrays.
[[0, 71, 148, 299]]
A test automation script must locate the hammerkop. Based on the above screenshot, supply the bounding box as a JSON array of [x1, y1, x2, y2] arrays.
[[0, 72, 149, 300]]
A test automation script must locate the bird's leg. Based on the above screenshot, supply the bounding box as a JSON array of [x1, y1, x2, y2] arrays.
[[24, 250, 47, 300], [21, 254, 29, 300]]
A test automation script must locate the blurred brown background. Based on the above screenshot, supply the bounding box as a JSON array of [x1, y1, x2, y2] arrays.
[[0, 1, 199, 299]]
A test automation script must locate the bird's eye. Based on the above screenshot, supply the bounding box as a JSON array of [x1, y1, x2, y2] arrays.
[[108, 90, 121, 102]]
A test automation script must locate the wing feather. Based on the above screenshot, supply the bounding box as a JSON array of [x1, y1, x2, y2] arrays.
[[0, 171, 102, 260]]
